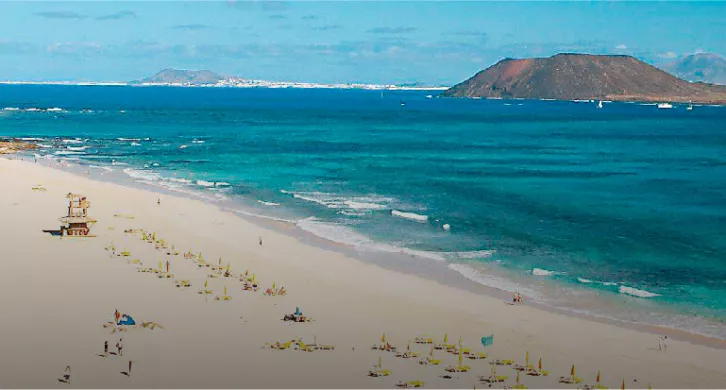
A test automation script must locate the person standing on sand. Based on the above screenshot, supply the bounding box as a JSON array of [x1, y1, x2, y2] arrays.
[[157, 197, 161, 206], [259, 236, 263, 246], [104, 341, 109, 357], [116, 338, 123, 356], [128, 360, 132, 376]]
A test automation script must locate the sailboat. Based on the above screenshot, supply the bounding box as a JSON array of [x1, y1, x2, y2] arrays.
[[597, 100, 603, 109], [687, 101, 693, 111], [657, 102, 673, 109]]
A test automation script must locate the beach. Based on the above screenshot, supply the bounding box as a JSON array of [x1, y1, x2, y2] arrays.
[[1, 156, 726, 388]]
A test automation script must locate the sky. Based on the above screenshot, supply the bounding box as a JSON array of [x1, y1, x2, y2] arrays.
[[0, 1, 725, 84]]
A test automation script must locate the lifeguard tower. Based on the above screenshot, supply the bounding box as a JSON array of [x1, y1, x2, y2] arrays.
[[59, 193, 97, 237]]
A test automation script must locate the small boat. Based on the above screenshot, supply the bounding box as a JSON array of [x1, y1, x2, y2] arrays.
[[597, 100, 603, 109], [400, 101, 406, 107], [687, 101, 693, 111], [425, 95, 433, 99], [657, 103, 673, 109]]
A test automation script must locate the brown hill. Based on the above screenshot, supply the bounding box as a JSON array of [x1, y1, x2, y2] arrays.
[[443, 53, 726, 104]]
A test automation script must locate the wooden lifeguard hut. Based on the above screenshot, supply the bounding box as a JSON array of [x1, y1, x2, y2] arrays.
[[59, 193, 97, 237]]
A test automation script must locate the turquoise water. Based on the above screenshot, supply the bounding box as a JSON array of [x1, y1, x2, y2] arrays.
[[2, 85, 726, 337]]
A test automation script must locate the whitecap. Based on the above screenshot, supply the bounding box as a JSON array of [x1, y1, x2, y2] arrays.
[[391, 210, 429, 222], [344, 200, 387, 210], [179, 144, 188, 149], [448, 263, 538, 297], [192, 140, 205, 144], [130, 142, 141, 146], [215, 182, 231, 187], [54, 150, 85, 155], [20, 137, 45, 141], [66, 146, 87, 151], [122, 168, 160, 182], [257, 200, 280, 206], [577, 278, 593, 284], [62, 139, 83, 144], [47, 107, 64, 112], [196, 180, 215, 187], [3, 107, 20, 111], [532, 268, 560, 276], [619, 285, 660, 298], [117, 138, 141, 141]]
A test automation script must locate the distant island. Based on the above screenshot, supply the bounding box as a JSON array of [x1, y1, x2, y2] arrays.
[[662, 53, 726, 85], [128, 69, 448, 91], [443, 53, 726, 104]]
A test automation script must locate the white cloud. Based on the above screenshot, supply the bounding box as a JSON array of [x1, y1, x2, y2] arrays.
[[615, 44, 627, 50], [658, 51, 678, 59]]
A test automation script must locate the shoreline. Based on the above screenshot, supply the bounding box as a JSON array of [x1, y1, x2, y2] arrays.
[[2, 155, 726, 388], [8, 153, 726, 349]]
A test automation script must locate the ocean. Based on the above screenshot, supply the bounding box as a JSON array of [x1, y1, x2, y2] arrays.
[[2, 84, 726, 339]]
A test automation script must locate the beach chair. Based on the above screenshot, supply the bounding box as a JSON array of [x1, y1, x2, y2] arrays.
[[158, 273, 174, 279], [317, 344, 335, 351], [445, 365, 471, 373], [368, 369, 391, 377], [414, 336, 434, 344], [468, 352, 488, 360], [296, 341, 313, 352], [174, 280, 191, 288]]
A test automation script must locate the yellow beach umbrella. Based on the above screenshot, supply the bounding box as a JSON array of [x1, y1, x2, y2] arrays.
[[381, 333, 386, 343], [444, 334, 448, 343], [430, 345, 434, 357], [199, 252, 204, 261], [158, 260, 162, 270], [597, 370, 601, 383], [252, 273, 256, 282], [161, 239, 165, 247], [204, 279, 208, 288], [226, 263, 230, 272], [538, 357, 542, 371], [224, 286, 228, 295], [272, 281, 276, 289], [516, 370, 520, 384], [245, 269, 249, 276], [458, 351, 463, 366], [378, 356, 382, 368], [526, 351, 529, 367], [218, 257, 222, 266], [571, 365, 576, 377]]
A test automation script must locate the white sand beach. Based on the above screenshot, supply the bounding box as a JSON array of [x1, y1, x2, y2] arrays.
[[1, 156, 726, 389]]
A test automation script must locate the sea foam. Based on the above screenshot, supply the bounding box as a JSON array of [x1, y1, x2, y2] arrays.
[[619, 285, 660, 298], [391, 210, 429, 222]]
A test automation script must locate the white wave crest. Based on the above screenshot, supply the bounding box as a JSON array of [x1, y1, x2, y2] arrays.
[[391, 210, 428, 222], [577, 278, 593, 284], [62, 139, 83, 144], [66, 146, 87, 151], [117, 138, 141, 141], [532, 268, 560, 276], [619, 285, 660, 298], [196, 180, 215, 187], [257, 200, 280, 206], [54, 150, 85, 155], [122, 168, 160, 182]]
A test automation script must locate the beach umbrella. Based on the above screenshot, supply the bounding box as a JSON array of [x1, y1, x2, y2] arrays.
[[597, 370, 601, 383], [621, 379, 625, 390], [381, 333, 386, 343], [526, 351, 529, 367], [458, 351, 463, 366], [252, 273, 256, 282], [539, 357, 542, 370], [516, 370, 520, 384], [444, 334, 448, 344], [378, 356, 382, 368], [571, 365, 576, 377], [158, 260, 162, 271], [226, 263, 230, 273], [166, 261, 170, 273], [224, 286, 228, 296], [161, 239, 165, 247], [273, 281, 276, 289], [245, 269, 249, 276], [430, 345, 434, 357], [204, 279, 208, 288], [459, 335, 463, 347]]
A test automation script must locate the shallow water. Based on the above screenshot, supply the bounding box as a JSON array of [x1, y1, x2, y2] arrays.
[[2, 85, 726, 338]]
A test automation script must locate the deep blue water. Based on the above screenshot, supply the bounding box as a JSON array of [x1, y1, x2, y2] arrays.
[[2, 84, 726, 337]]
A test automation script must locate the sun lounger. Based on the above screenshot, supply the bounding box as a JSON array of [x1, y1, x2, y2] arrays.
[[468, 352, 488, 360], [480, 375, 507, 383], [445, 365, 471, 373], [120, 251, 131, 257], [414, 337, 434, 344], [512, 384, 528, 389], [158, 273, 174, 279], [368, 369, 391, 377], [174, 280, 191, 288], [492, 359, 514, 366]]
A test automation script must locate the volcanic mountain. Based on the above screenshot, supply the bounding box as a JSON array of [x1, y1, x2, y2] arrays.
[[662, 53, 726, 85], [443, 53, 726, 104]]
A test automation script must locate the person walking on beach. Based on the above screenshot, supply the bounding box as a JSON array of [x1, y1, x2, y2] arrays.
[[259, 236, 263, 246], [166, 260, 170, 273], [157, 197, 161, 206], [116, 338, 124, 357], [128, 360, 132, 377], [104, 341, 109, 357]]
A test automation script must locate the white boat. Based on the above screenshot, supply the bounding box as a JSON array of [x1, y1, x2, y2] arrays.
[[657, 103, 673, 109], [687, 101, 693, 111], [597, 100, 603, 109]]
